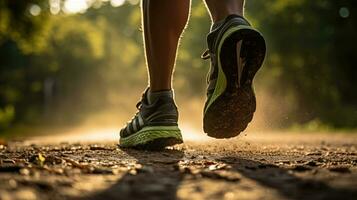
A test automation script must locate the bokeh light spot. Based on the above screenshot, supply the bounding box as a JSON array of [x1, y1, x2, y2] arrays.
[[29, 4, 41, 16], [111, 0, 125, 7], [64, 0, 89, 14], [50, 0, 61, 15], [339, 7, 350, 18]]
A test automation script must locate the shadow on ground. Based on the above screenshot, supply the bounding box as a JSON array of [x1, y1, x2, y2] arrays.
[[80, 148, 356, 200], [218, 157, 357, 200], [81, 148, 184, 200]]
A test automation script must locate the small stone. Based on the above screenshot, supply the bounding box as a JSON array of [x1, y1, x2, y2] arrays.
[[208, 163, 227, 171], [3, 159, 15, 164], [53, 168, 64, 174], [70, 146, 82, 151], [128, 169, 137, 175], [90, 145, 107, 150], [20, 168, 30, 176], [276, 160, 290, 164], [9, 179, 17, 188]]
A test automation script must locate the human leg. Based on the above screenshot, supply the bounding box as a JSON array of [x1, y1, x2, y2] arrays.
[[142, 0, 190, 92], [119, 0, 191, 149]]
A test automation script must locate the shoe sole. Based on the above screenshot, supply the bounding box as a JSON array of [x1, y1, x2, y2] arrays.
[[204, 25, 266, 138], [119, 126, 183, 150]]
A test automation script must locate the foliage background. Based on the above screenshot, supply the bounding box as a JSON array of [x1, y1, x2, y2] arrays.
[[0, 0, 356, 135]]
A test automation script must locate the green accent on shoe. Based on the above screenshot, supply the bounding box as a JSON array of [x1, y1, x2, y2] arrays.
[[119, 126, 183, 148], [204, 25, 260, 114]]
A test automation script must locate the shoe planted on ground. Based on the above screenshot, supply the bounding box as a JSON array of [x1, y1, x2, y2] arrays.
[[119, 89, 183, 149], [202, 14, 266, 138]]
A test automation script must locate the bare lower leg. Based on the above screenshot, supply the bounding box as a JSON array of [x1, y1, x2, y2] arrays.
[[204, 0, 245, 23], [142, 0, 190, 92]]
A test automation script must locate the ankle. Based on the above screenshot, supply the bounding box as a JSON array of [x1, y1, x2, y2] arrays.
[[210, 14, 246, 31], [147, 88, 174, 104]]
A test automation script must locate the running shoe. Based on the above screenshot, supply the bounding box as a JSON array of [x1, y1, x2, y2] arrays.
[[119, 89, 183, 149], [202, 14, 266, 138]]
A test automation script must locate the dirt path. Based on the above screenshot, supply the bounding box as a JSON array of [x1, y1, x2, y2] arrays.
[[0, 132, 356, 200]]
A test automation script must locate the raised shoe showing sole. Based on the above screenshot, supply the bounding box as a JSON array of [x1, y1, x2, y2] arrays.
[[203, 18, 266, 138]]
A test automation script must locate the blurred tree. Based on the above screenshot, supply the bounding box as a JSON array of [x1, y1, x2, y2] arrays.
[[0, 0, 50, 52], [0, 0, 50, 129]]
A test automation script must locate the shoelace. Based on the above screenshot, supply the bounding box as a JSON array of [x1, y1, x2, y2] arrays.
[[201, 49, 216, 85], [121, 93, 147, 134], [201, 49, 210, 60], [136, 101, 142, 109], [135, 90, 148, 110], [124, 98, 143, 127]]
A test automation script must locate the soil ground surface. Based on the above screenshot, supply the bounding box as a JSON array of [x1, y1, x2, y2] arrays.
[[0, 131, 356, 200]]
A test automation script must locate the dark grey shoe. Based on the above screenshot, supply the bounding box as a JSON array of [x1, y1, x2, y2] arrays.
[[202, 15, 266, 138], [119, 89, 183, 149]]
